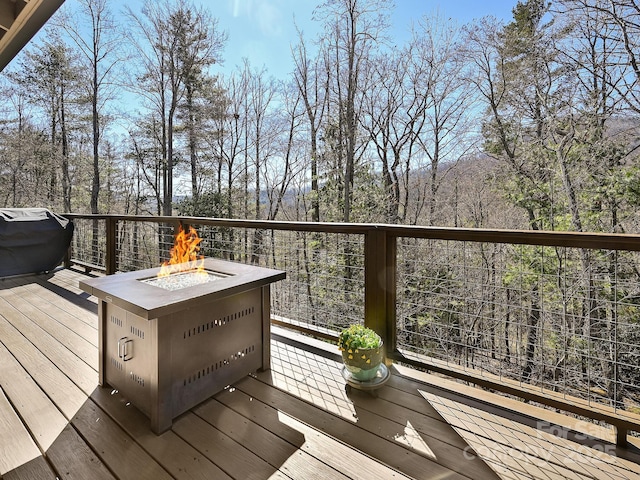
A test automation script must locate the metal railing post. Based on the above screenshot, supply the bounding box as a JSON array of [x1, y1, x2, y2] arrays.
[[364, 227, 396, 363]]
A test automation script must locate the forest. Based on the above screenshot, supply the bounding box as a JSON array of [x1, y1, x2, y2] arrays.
[[3, 0, 640, 232], [2, 0, 640, 410]]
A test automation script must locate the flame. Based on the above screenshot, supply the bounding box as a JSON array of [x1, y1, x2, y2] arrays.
[[157, 225, 205, 277]]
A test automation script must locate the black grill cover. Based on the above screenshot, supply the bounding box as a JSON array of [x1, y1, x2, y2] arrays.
[[0, 208, 74, 277]]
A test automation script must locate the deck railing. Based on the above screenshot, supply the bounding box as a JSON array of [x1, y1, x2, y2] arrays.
[[64, 213, 640, 442]]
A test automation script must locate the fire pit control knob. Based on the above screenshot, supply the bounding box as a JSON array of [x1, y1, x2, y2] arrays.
[[118, 337, 133, 361]]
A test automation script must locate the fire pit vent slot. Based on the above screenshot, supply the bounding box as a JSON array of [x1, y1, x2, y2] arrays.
[[110, 357, 123, 371], [183, 306, 256, 339], [131, 326, 145, 339], [130, 373, 145, 387], [183, 345, 256, 386], [110, 315, 122, 327]]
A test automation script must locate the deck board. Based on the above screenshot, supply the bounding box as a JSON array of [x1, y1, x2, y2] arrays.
[[212, 388, 412, 480], [1, 287, 96, 366], [0, 268, 638, 480], [17, 280, 98, 345], [0, 388, 41, 475], [90, 388, 232, 480], [267, 342, 484, 454], [1, 456, 57, 480], [237, 374, 475, 479], [173, 413, 289, 480], [46, 424, 116, 480], [192, 399, 353, 480], [0, 342, 67, 452], [70, 400, 174, 480], [0, 295, 97, 396], [0, 313, 88, 420]]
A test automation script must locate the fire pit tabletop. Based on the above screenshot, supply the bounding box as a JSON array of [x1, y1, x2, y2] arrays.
[[79, 257, 286, 319]]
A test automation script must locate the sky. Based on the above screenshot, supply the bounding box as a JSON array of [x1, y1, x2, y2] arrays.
[[87, 0, 519, 81], [216, 0, 517, 79]]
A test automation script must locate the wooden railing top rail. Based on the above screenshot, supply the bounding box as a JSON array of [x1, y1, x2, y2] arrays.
[[63, 214, 373, 235], [64, 213, 640, 251]]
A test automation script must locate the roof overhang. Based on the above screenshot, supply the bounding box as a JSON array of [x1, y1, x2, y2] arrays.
[[0, 0, 65, 72]]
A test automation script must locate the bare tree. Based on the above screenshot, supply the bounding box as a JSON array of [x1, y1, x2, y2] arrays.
[[314, 0, 391, 222], [126, 0, 225, 216], [559, 1, 640, 114], [11, 31, 80, 212], [554, 0, 640, 404], [263, 82, 305, 221], [248, 65, 277, 223], [0, 84, 49, 208], [362, 45, 426, 224], [243, 63, 278, 263], [212, 68, 248, 219], [414, 15, 477, 225], [292, 31, 329, 222], [56, 0, 121, 216]]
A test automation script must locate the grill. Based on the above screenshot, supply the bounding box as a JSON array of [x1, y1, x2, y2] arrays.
[[80, 258, 285, 434]]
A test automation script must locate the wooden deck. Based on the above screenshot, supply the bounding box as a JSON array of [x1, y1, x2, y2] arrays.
[[1, 268, 640, 480]]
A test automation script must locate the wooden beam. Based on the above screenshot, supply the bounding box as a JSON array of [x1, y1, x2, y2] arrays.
[[0, 0, 65, 73], [105, 217, 117, 275], [0, 0, 18, 31], [15, 1, 28, 17], [0, 1, 28, 31], [364, 228, 390, 352]]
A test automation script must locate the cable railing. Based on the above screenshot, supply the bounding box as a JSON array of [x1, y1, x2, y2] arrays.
[[395, 238, 640, 404], [66, 215, 369, 337], [64, 214, 640, 444]]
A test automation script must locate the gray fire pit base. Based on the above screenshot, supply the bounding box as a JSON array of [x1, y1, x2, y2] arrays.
[[100, 287, 268, 433], [80, 258, 285, 434]]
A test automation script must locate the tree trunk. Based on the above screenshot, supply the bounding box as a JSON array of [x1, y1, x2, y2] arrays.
[[187, 82, 199, 206]]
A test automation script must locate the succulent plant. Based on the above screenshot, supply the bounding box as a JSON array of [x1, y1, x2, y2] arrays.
[[338, 324, 381, 352], [338, 325, 383, 381]]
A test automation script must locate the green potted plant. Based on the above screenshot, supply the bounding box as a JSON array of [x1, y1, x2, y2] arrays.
[[338, 324, 384, 381]]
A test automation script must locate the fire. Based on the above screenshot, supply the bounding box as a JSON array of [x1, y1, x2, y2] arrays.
[[157, 225, 206, 278]]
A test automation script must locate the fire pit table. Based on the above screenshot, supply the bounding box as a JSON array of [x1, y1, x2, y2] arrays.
[[80, 258, 285, 434]]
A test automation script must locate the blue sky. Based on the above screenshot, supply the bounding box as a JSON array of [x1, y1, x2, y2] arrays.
[[216, 0, 517, 78], [83, 0, 516, 80]]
